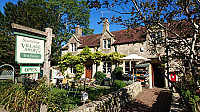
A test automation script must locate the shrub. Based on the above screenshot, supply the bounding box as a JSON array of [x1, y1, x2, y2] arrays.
[[0, 79, 81, 112], [113, 67, 123, 80], [111, 80, 126, 91], [94, 71, 106, 85]]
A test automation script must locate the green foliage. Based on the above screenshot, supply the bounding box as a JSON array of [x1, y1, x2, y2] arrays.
[[59, 46, 125, 79], [48, 88, 81, 111], [0, 0, 93, 65], [111, 80, 126, 91], [94, 71, 106, 85], [181, 89, 200, 112], [0, 79, 82, 112], [113, 67, 124, 80]]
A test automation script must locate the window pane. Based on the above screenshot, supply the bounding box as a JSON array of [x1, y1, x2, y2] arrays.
[[71, 43, 73, 51], [114, 46, 117, 52], [157, 32, 162, 38], [103, 39, 106, 49], [107, 62, 112, 74], [74, 43, 76, 51], [125, 61, 130, 74], [150, 33, 156, 39], [107, 39, 111, 49], [103, 62, 106, 73]]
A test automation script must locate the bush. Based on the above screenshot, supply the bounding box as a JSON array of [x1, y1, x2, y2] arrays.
[[94, 71, 106, 85], [113, 67, 123, 80], [0, 79, 81, 112], [111, 80, 126, 91]]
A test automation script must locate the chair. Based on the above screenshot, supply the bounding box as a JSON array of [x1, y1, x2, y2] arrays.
[[88, 79, 98, 93], [60, 78, 68, 89], [67, 79, 79, 97]]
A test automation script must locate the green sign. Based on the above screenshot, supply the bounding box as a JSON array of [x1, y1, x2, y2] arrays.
[[15, 35, 45, 64], [20, 66, 40, 74], [20, 53, 41, 59]]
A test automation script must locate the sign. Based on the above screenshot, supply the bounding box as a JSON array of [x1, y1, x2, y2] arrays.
[[20, 66, 40, 74], [15, 35, 44, 64]]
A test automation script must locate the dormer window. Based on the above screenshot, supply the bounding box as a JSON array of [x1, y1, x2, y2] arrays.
[[71, 43, 76, 52], [150, 31, 162, 44], [103, 39, 111, 49]]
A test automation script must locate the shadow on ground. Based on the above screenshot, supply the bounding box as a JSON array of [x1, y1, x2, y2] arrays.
[[121, 88, 172, 112]]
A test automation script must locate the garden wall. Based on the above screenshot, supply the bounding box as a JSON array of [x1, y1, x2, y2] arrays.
[[70, 82, 142, 112]]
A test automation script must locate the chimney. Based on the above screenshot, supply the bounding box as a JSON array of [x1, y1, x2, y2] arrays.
[[75, 25, 82, 38], [102, 19, 109, 34]]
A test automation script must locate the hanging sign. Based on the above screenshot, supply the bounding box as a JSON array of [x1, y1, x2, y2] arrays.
[[20, 66, 40, 74], [15, 34, 45, 64]]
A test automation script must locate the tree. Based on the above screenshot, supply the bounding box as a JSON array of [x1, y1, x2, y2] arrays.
[[0, 0, 93, 66], [0, 11, 15, 65], [87, 0, 200, 111]]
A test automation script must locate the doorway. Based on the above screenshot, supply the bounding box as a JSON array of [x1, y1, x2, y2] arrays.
[[85, 65, 92, 79], [152, 63, 165, 88]]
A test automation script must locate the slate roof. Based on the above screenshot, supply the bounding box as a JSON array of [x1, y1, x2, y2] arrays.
[[77, 27, 146, 48]]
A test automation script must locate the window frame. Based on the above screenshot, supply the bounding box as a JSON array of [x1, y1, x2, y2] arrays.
[[71, 43, 77, 52], [150, 31, 162, 44], [102, 62, 112, 74], [103, 39, 111, 49]]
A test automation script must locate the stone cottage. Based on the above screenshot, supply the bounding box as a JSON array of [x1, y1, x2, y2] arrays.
[[61, 19, 168, 88]]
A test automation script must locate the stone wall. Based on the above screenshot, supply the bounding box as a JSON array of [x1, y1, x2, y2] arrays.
[[70, 82, 142, 112]]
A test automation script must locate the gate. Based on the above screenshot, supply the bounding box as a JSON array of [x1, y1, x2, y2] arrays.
[[0, 64, 15, 83]]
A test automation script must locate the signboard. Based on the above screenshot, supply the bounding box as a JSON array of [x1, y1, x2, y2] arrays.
[[15, 35, 44, 64], [20, 66, 40, 74]]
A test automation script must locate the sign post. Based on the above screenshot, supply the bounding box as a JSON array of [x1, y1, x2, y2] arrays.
[[12, 23, 54, 84], [44, 28, 53, 84]]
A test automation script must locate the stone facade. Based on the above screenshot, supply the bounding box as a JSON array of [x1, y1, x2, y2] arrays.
[[61, 19, 169, 88], [70, 82, 142, 112]]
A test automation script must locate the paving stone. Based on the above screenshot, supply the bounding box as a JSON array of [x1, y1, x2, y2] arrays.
[[120, 88, 172, 112]]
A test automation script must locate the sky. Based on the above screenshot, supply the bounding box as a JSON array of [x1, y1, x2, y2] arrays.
[[0, 0, 127, 34]]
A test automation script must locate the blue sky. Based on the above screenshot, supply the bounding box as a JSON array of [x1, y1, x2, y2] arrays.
[[0, 0, 127, 34]]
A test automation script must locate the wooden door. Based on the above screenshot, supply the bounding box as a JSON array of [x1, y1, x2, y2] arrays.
[[85, 65, 92, 79]]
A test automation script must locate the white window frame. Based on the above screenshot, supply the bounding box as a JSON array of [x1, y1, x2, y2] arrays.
[[103, 39, 111, 49], [70, 64, 76, 74], [71, 43, 77, 52], [125, 61, 133, 74], [102, 62, 112, 74]]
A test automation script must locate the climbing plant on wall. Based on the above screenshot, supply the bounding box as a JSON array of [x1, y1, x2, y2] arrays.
[[59, 46, 126, 79]]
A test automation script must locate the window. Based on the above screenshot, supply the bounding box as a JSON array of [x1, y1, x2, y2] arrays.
[[150, 31, 162, 44], [70, 64, 76, 74], [103, 62, 106, 73], [71, 43, 76, 52], [103, 39, 107, 49], [107, 39, 111, 49], [114, 46, 117, 52], [103, 39, 111, 49], [102, 62, 112, 74], [125, 61, 133, 74]]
